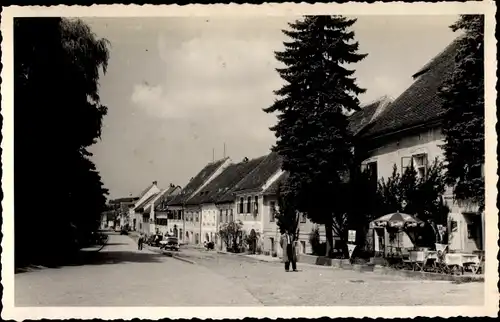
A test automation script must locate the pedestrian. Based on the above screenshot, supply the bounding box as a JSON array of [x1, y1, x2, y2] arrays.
[[280, 231, 297, 272], [138, 234, 143, 250]]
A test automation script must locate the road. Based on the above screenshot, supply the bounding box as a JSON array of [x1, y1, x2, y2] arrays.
[[15, 232, 484, 306]]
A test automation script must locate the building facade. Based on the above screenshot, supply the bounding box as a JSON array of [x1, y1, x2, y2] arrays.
[[167, 158, 232, 244], [356, 37, 483, 254], [129, 181, 161, 231]]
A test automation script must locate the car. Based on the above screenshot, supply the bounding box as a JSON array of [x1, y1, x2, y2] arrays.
[[160, 236, 179, 251], [147, 234, 164, 247], [120, 229, 129, 235]]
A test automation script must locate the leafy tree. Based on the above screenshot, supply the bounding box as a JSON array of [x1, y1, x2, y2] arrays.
[[274, 181, 300, 240], [376, 165, 403, 216], [438, 15, 485, 211], [14, 18, 110, 267], [375, 160, 450, 246], [264, 16, 367, 257], [218, 220, 244, 253]]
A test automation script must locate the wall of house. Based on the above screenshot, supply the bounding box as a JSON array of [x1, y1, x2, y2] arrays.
[[215, 202, 236, 250], [184, 206, 201, 244], [362, 126, 445, 179], [448, 212, 483, 253], [129, 185, 161, 231], [362, 125, 483, 253], [261, 195, 327, 255], [201, 204, 218, 243], [141, 215, 150, 235]]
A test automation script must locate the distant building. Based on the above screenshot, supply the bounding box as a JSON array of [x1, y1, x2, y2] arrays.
[[129, 181, 161, 231]]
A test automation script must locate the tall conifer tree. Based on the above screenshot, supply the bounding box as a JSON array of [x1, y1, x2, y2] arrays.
[[438, 15, 485, 211], [264, 16, 367, 256]]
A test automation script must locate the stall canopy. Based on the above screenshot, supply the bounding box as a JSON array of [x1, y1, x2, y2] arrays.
[[370, 211, 424, 229]]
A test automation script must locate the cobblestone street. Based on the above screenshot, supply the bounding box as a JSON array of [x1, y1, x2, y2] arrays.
[[15, 233, 484, 307]]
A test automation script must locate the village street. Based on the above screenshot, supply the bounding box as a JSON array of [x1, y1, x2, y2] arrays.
[[15, 232, 483, 307]]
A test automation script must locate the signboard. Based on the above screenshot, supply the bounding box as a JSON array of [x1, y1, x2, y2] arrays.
[[348, 230, 356, 243], [347, 244, 357, 259]]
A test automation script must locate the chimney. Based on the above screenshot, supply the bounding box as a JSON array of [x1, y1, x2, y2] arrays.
[[153, 181, 158, 186]]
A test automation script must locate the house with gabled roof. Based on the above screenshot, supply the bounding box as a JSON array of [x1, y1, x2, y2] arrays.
[[186, 156, 266, 247], [134, 184, 182, 235], [167, 157, 232, 244], [128, 181, 161, 231], [154, 191, 181, 236], [213, 152, 284, 250], [109, 196, 139, 229], [260, 171, 329, 256], [354, 37, 484, 254]]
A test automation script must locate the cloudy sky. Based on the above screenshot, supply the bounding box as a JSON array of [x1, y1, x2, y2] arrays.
[[84, 15, 460, 199]]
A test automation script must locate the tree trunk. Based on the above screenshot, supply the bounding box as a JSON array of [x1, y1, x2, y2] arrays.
[[324, 220, 334, 258]]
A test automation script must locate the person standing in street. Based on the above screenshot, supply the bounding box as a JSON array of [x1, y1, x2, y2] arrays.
[[138, 234, 143, 251], [280, 231, 297, 272]]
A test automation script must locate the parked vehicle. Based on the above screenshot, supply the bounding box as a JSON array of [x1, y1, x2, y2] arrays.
[[160, 236, 179, 251], [120, 229, 129, 235], [204, 241, 215, 250], [147, 234, 164, 247]]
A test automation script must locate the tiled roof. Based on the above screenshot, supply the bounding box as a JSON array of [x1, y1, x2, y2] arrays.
[[230, 152, 283, 195], [135, 193, 160, 212], [359, 38, 460, 139], [144, 186, 180, 213], [187, 156, 266, 205], [155, 190, 181, 211], [263, 171, 290, 196], [109, 197, 139, 204], [168, 158, 229, 206], [137, 183, 155, 199], [348, 96, 391, 135]]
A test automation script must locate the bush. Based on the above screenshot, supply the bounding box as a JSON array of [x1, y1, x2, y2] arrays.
[[309, 228, 323, 255], [272, 251, 278, 257]]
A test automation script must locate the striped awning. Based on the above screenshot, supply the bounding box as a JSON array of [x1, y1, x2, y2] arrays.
[[370, 212, 424, 229]]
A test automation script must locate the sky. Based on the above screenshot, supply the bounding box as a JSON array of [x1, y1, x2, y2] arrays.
[[84, 15, 460, 199]]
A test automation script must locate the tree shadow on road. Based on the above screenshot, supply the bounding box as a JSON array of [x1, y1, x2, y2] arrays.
[[15, 250, 167, 273]]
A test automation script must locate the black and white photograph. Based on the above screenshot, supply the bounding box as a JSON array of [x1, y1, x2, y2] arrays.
[[1, 2, 497, 320]]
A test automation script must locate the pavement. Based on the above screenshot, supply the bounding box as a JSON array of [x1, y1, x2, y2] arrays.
[[15, 232, 484, 306]]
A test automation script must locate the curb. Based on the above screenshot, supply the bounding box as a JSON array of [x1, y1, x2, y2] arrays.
[[171, 255, 197, 265], [370, 265, 484, 283]]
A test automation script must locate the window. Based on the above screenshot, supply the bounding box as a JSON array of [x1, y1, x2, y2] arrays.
[[247, 197, 252, 213], [300, 241, 306, 253], [300, 212, 307, 223], [219, 209, 223, 223], [401, 156, 412, 174], [362, 161, 378, 191], [269, 201, 276, 222], [413, 154, 428, 178], [254, 196, 259, 214], [239, 198, 244, 214], [195, 213, 199, 222], [225, 209, 228, 222], [401, 153, 428, 178], [467, 224, 477, 239], [229, 209, 234, 222]]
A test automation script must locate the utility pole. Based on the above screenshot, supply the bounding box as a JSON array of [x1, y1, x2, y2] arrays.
[[212, 148, 215, 162], [223, 143, 226, 158]]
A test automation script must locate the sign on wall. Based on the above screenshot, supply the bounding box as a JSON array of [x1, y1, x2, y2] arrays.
[[348, 230, 356, 243]]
